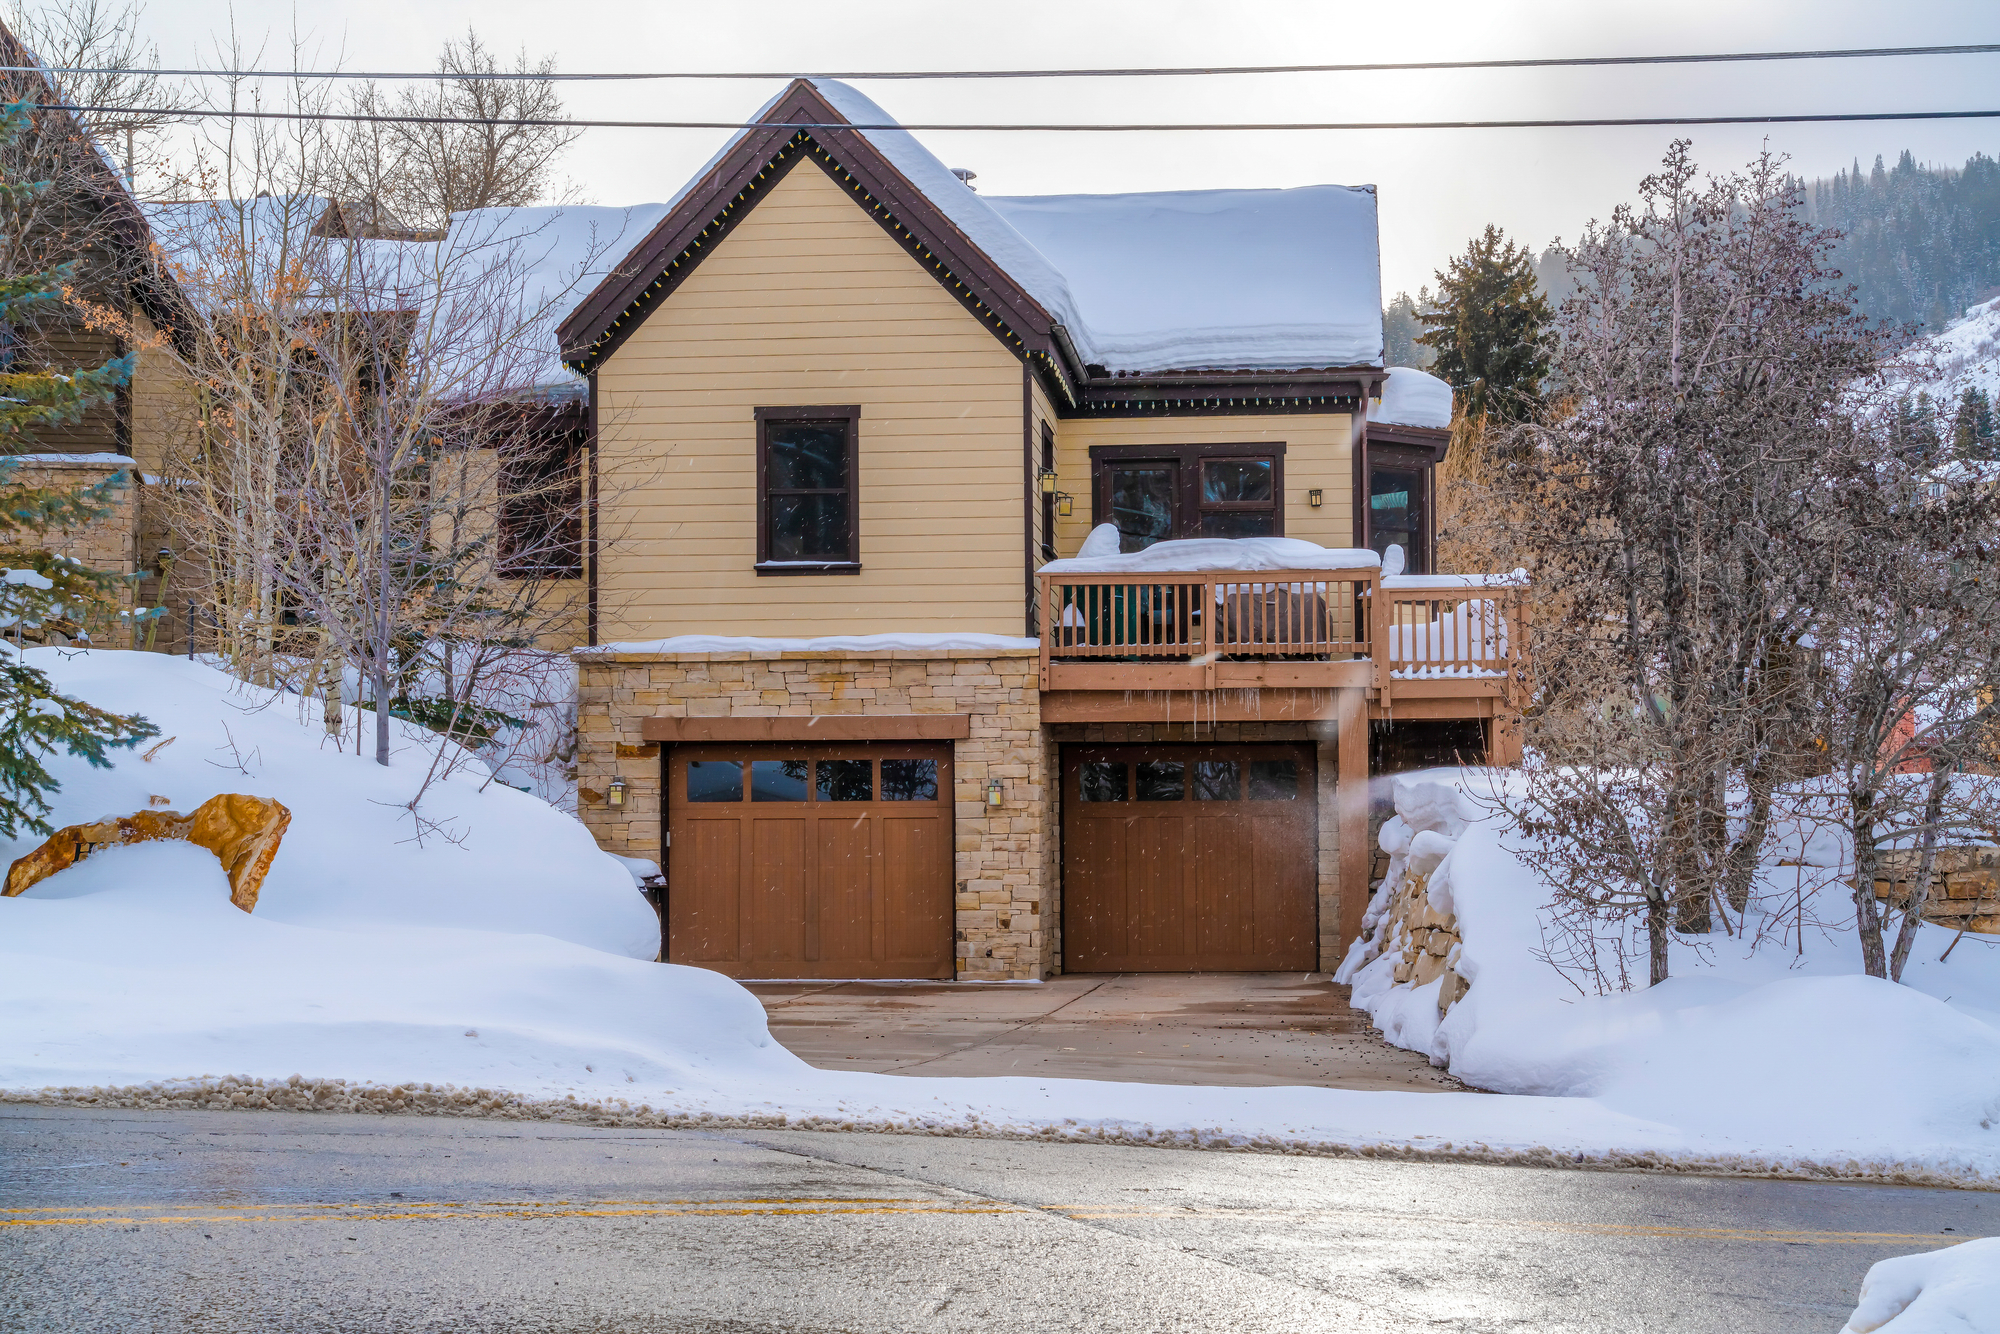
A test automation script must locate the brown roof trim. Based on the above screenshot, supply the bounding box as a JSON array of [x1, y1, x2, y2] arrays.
[[1069, 366, 1386, 418], [1365, 419, 1452, 465], [0, 23, 195, 345], [641, 714, 971, 743], [558, 78, 1070, 380]]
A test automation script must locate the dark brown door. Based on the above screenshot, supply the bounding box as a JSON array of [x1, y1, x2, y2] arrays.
[[1062, 743, 1317, 972], [667, 743, 954, 979]]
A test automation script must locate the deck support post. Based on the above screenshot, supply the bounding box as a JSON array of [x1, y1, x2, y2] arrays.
[[1335, 685, 1371, 955]]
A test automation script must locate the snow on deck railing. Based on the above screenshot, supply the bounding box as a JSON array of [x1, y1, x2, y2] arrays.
[[1036, 552, 1528, 689]]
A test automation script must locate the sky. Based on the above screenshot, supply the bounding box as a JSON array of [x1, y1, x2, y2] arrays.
[[113, 0, 2000, 299]]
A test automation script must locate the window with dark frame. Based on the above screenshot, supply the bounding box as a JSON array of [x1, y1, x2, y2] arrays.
[[497, 428, 584, 578], [1090, 443, 1284, 552], [756, 406, 860, 573]]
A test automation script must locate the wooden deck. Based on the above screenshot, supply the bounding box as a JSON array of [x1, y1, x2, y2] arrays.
[[1034, 566, 1528, 745]]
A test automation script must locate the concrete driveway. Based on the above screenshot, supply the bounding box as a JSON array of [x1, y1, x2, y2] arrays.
[[745, 973, 1468, 1091]]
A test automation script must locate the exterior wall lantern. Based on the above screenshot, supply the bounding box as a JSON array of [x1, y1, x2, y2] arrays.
[[1056, 492, 1073, 518], [1308, 488, 1324, 509], [985, 776, 1003, 807], [1038, 465, 1058, 495], [608, 775, 627, 806]]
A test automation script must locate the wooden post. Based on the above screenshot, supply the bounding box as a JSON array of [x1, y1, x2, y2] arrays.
[[1335, 685, 1371, 953]]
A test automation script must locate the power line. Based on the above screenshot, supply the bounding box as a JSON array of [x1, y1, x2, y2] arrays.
[[44, 102, 2000, 133], [7, 42, 2000, 83]]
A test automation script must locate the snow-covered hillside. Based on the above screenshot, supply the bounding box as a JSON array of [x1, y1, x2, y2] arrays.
[[1893, 295, 2000, 406]]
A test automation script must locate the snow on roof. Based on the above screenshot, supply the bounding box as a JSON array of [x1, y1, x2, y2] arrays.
[[146, 197, 670, 394], [657, 78, 1385, 375], [986, 187, 1383, 372], [1039, 532, 1380, 576], [1369, 366, 1454, 429], [582, 632, 1040, 657]]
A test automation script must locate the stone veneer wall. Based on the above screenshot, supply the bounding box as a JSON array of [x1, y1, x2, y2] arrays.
[[17, 458, 139, 579], [1043, 721, 1349, 973], [574, 645, 1051, 979]]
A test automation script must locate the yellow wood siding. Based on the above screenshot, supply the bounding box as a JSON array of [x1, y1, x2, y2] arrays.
[[594, 161, 1029, 641], [128, 309, 200, 476], [1050, 413, 1357, 558]]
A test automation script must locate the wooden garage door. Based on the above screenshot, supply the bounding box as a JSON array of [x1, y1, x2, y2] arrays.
[[667, 743, 954, 980], [1062, 744, 1317, 972]]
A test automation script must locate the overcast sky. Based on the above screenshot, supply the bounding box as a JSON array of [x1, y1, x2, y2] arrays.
[[126, 0, 2000, 298]]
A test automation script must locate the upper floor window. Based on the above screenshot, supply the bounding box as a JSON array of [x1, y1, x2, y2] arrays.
[[1090, 443, 1284, 552], [497, 425, 584, 579], [756, 405, 860, 574]]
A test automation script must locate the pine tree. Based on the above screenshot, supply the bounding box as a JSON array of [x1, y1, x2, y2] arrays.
[[1951, 385, 1997, 459], [1417, 224, 1553, 424], [0, 99, 154, 838], [1381, 288, 1435, 368]]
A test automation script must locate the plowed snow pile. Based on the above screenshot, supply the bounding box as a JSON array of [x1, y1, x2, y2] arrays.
[[4, 653, 1999, 1186]]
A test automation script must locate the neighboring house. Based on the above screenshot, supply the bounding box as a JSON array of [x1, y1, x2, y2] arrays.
[[0, 21, 198, 621], [559, 78, 1527, 982]]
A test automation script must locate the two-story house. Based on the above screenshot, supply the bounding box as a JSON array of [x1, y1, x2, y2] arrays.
[[560, 78, 1524, 982]]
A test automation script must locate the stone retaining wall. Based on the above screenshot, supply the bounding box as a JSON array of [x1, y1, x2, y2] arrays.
[[1875, 846, 2000, 936]]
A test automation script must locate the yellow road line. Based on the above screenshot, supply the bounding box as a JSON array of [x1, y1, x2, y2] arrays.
[[1, 1199, 1975, 1248]]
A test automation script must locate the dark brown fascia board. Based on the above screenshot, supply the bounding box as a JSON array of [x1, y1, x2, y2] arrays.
[[641, 714, 971, 743], [1066, 366, 1386, 417], [559, 78, 1066, 378], [1367, 420, 1452, 464]]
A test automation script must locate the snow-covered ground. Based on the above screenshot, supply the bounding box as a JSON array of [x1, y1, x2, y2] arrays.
[[1340, 769, 2000, 1184], [4, 653, 1999, 1193], [1843, 1239, 2000, 1332]]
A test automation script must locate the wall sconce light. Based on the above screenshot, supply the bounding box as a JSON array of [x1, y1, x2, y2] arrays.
[[986, 776, 1003, 807], [1056, 492, 1074, 518], [608, 776, 627, 806], [1038, 465, 1058, 495], [1308, 488, 1324, 509]]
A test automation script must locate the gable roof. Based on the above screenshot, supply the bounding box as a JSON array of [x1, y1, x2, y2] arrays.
[[557, 78, 1387, 406]]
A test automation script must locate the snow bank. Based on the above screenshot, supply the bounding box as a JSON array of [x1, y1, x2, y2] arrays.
[[1369, 366, 1454, 429], [1843, 1239, 2000, 1332], [582, 632, 1039, 656], [1039, 533, 1379, 576], [0, 649, 657, 957], [1340, 770, 2000, 1181]]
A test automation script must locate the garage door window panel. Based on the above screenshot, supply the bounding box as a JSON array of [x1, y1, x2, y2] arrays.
[[881, 758, 939, 801], [1136, 760, 1186, 801], [1080, 761, 1128, 802], [751, 759, 810, 802], [686, 759, 744, 802]]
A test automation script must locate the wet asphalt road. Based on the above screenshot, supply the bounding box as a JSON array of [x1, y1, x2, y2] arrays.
[[2, 1106, 1990, 1333]]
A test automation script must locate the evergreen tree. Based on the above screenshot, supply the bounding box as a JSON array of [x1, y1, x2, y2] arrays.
[[1951, 385, 1997, 459], [0, 99, 154, 838], [1892, 392, 1945, 461], [1417, 224, 1553, 423], [1380, 287, 1435, 368]]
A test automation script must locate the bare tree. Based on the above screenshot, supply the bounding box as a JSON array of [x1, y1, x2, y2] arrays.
[[1490, 142, 1885, 987], [338, 29, 582, 232], [1795, 403, 2000, 981]]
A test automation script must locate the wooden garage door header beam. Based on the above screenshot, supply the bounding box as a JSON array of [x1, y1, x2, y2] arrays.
[[641, 714, 972, 743]]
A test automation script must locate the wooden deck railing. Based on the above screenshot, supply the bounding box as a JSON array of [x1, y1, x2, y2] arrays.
[[1036, 566, 1528, 706]]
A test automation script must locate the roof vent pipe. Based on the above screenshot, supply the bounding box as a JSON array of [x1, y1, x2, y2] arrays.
[[950, 168, 978, 191]]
